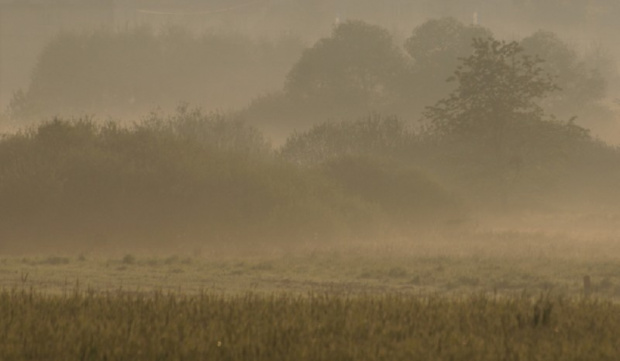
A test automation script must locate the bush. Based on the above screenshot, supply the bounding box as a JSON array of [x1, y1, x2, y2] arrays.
[[280, 114, 417, 166], [320, 155, 465, 226], [0, 111, 386, 250], [279, 117, 466, 227]]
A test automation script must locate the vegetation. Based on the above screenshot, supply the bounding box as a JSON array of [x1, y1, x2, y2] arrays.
[[279, 114, 416, 165], [0, 108, 465, 251], [3, 10, 620, 361], [5, 224, 620, 295], [423, 37, 566, 206], [243, 20, 412, 135], [1, 288, 619, 360], [8, 16, 617, 140], [403, 17, 493, 110], [520, 30, 615, 134], [419, 36, 620, 209], [243, 18, 618, 141], [284, 21, 408, 115], [8, 26, 305, 121], [3, 30, 620, 246]]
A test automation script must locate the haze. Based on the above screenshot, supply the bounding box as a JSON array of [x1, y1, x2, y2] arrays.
[[0, 0, 619, 280], [4, 3, 620, 359]]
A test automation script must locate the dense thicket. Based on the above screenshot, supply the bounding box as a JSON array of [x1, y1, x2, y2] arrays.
[[3, 18, 620, 249], [1, 107, 618, 249], [7, 18, 617, 141], [243, 18, 617, 141], [0, 109, 464, 250], [8, 26, 304, 121], [282, 114, 620, 212]]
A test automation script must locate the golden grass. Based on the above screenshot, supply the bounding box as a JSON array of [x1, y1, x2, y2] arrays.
[[1, 289, 619, 360]]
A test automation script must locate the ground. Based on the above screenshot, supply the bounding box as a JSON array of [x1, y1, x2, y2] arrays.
[[2, 226, 619, 299]]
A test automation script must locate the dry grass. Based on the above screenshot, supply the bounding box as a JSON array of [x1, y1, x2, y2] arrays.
[[1, 289, 619, 361], [2, 228, 620, 360], [2, 228, 620, 298]]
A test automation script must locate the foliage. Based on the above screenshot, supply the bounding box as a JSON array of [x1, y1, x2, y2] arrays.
[[425, 37, 559, 137], [279, 115, 464, 226], [521, 31, 606, 108], [245, 20, 411, 132], [0, 110, 385, 247], [8, 26, 305, 122], [404, 17, 493, 109], [520, 30, 616, 136], [279, 114, 416, 165], [2, 290, 620, 360], [249, 18, 494, 130], [422, 36, 602, 207], [320, 155, 465, 225], [0, 106, 474, 249], [139, 104, 272, 157], [285, 20, 408, 109], [246, 19, 618, 143]]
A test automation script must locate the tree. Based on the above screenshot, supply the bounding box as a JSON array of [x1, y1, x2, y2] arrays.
[[520, 31, 613, 136], [244, 20, 411, 138], [7, 26, 305, 123], [284, 20, 409, 112], [423, 36, 582, 207], [426, 37, 558, 138], [404, 18, 493, 109]]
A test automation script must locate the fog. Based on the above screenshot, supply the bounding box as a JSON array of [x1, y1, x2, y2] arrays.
[[1, 0, 620, 257], [3, 1, 620, 120], [5, 5, 620, 359]]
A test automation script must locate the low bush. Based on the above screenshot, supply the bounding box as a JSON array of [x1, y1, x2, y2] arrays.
[[321, 155, 465, 226], [279, 114, 417, 165], [0, 110, 388, 249]]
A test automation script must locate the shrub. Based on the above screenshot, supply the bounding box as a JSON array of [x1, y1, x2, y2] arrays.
[[0, 111, 385, 249], [320, 155, 465, 226], [280, 114, 417, 166]]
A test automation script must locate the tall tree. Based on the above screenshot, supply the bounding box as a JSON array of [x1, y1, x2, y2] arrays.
[[424, 36, 581, 207], [404, 17, 493, 109], [521, 31, 609, 124], [285, 20, 409, 112], [425, 37, 558, 145]]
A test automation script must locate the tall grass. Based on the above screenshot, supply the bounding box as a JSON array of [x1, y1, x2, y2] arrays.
[[1, 290, 618, 360]]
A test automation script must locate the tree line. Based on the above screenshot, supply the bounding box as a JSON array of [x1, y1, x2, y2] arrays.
[[1, 18, 620, 249]]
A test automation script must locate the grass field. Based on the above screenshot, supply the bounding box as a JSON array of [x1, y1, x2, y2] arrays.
[[2, 228, 620, 297], [2, 228, 620, 360], [1, 288, 620, 360]]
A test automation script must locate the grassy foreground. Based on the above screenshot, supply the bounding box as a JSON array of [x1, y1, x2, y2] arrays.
[[2, 229, 620, 360], [3, 228, 620, 297], [1, 289, 619, 361]]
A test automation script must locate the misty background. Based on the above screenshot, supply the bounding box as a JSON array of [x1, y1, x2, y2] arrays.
[[1, 0, 620, 252], [2, 0, 620, 140]]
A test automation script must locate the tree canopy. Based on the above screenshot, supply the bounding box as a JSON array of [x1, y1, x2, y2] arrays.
[[521, 31, 608, 120], [285, 20, 408, 111], [404, 17, 493, 107], [425, 37, 558, 139], [423, 36, 593, 207]]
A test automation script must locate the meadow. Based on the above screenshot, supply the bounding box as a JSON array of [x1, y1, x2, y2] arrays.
[[1, 110, 619, 361], [2, 289, 620, 360], [2, 228, 620, 360], [2, 228, 620, 298], [3, 17, 620, 359]]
